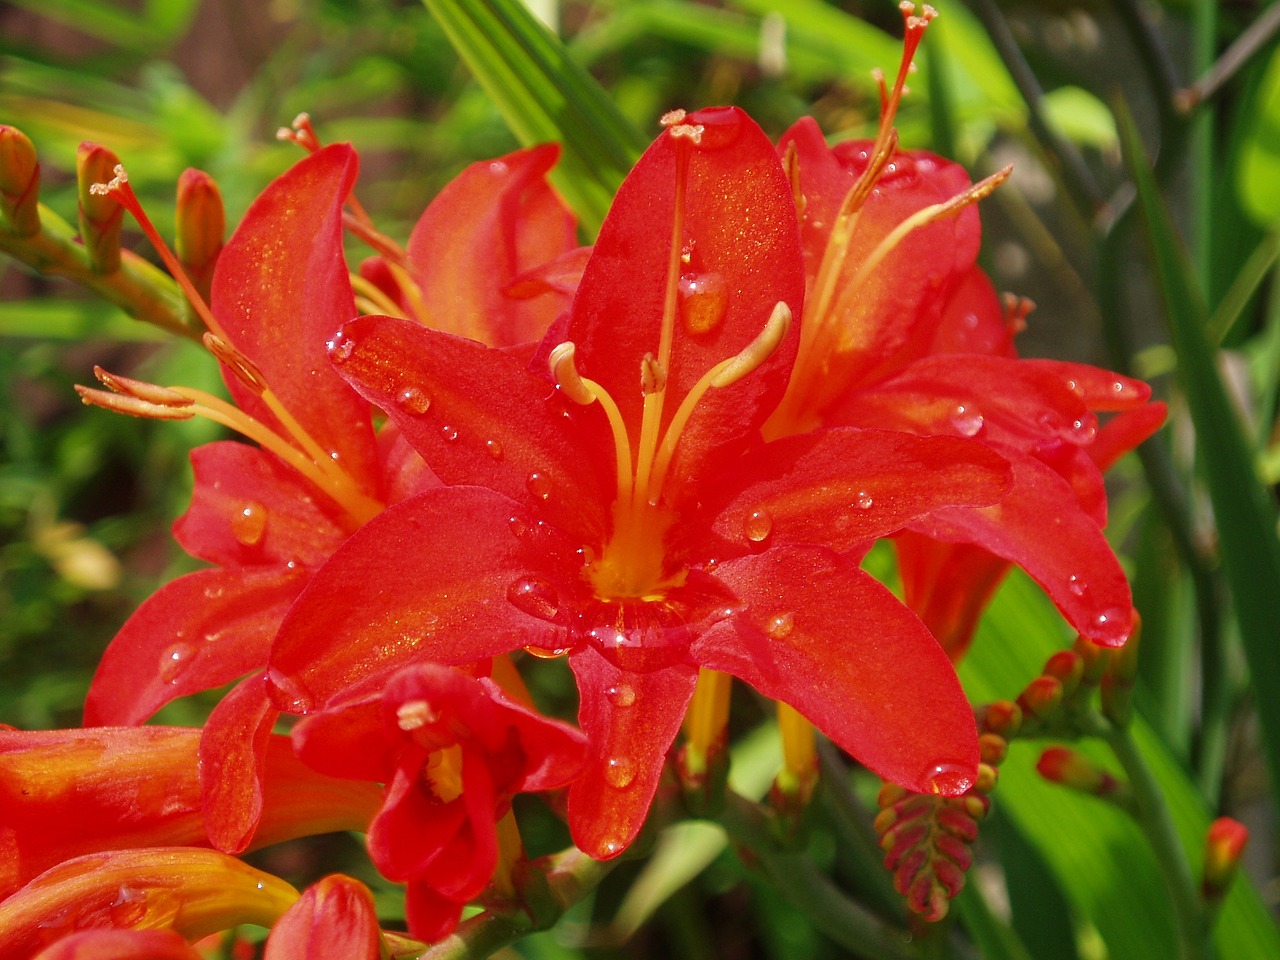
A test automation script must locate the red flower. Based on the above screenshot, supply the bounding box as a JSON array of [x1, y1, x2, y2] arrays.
[[267, 106, 1015, 858], [762, 27, 1162, 658], [292, 665, 587, 941], [262, 875, 384, 960]]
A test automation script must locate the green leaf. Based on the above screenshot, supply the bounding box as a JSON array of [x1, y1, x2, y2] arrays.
[[961, 572, 1280, 960], [1118, 101, 1280, 817], [1235, 44, 1280, 225], [1041, 87, 1118, 150], [420, 0, 649, 234]]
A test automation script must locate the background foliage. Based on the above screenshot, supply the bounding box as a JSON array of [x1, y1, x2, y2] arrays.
[[2, 0, 1279, 957]]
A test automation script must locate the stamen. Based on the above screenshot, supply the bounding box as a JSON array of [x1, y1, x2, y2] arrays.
[[349, 273, 408, 320], [396, 699, 439, 731], [92, 366, 192, 407], [782, 140, 805, 219], [76, 386, 195, 421], [203, 333, 269, 395], [1003, 293, 1034, 337], [275, 113, 321, 153], [549, 342, 595, 406], [640, 353, 666, 395], [549, 341, 635, 505]]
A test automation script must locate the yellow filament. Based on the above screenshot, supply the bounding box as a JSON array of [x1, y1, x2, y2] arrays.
[[776, 702, 817, 796], [683, 668, 733, 776], [349, 273, 406, 319], [386, 260, 431, 327]]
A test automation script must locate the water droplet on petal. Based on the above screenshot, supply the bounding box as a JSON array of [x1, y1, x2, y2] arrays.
[[523, 643, 571, 660], [506, 576, 559, 621], [678, 272, 729, 335], [526, 471, 553, 501], [922, 760, 974, 796], [159, 642, 197, 684], [950, 403, 984, 437], [485, 439, 504, 460], [607, 683, 637, 708], [1072, 418, 1098, 443], [508, 515, 530, 540], [684, 106, 743, 150], [1067, 575, 1087, 597], [767, 612, 795, 639], [855, 491, 875, 510], [440, 424, 459, 442], [488, 160, 510, 176], [1064, 378, 1081, 396], [598, 837, 624, 858], [266, 668, 315, 713], [604, 755, 637, 789], [231, 501, 267, 546], [397, 387, 431, 415], [743, 507, 773, 545], [328, 335, 356, 364]]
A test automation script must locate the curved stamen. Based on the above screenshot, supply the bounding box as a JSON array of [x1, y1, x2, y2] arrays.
[[550, 341, 636, 507]]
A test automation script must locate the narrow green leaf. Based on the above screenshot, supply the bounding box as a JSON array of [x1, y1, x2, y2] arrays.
[[420, 0, 648, 234], [962, 572, 1280, 960], [1235, 44, 1280, 226], [1205, 229, 1280, 345], [1118, 101, 1280, 816]]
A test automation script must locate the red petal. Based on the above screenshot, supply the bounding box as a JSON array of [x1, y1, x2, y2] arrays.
[[927, 267, 1014, 358], [29, 929, 202, 960], [211, 143, 377, 487], [200, 677, 280, 854], [707, 428, 1011, 555], [329, 314, 610, 542], [907, 457, 1135, 645], [268, 487, 579, 710], [566, 647, 697, 859], [569, 106, 806, 490], [1088, 402, 1167, 472], [264, 875, 382, 960], [691, 546, 979, 794], [778, 119, 981, 397], [405, 880, 465, 945], [406, 143, 577, 346], [174, 441, 350, 566], [368, 751, 469, 881], [1021, 359, 1153, 412], [83, 565, 306, 726], [292, 696, 395, 783]]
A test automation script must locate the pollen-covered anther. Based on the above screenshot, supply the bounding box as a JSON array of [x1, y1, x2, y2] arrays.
[[668, 124, 705, 145], [92, 365, 192, 407], [76, 385, 195, 421], [710, 301, 791, 388], [203, 333, 270, 396], [277, 112, 321, 152], [549, 341, 596, 406], [659, 109, 688, 127], [87, 163, 128, 197], [396, 699, 439, 731]]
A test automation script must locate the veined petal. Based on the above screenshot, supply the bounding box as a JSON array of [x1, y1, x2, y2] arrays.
[[0, 848, 297, 960], [174, 442, 350, 566], [405, 143, 577, 346], [263, 875, 382, 960], [568, 106, 805, 488], [29, 929, 202, 960], [566, 647, 698, 859], [83, 565, 306, 726], [211, 144, 377, 488], [705, 428, 1012, 555], [907, 458, 1135, 646], [329, 314, 610, 542], [691, 546, 978, 795], [268, 487, 579, 711]]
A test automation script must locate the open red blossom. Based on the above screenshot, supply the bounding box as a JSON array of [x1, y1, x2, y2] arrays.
[[266, 106, 1017, 859], [292, 665, 586, 941], [764, 94, 1162, 659]]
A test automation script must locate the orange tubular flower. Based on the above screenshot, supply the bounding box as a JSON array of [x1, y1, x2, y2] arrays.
[[0, 849, 297, 960], [0, 726, 381, 901]]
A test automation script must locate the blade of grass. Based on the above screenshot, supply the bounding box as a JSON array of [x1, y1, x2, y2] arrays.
[[1117, 99, 1280, 815], [420, 0, 648, 234]]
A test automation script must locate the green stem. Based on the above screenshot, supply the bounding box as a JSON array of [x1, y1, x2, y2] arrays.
[[1099, 718, 1206, 960], [718, 792, 918, 960], [0, 205, 196, 340]]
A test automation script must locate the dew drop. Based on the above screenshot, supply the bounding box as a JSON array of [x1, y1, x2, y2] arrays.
[[607, 683, 637, 708], [440, 424, 459, 442], [1067, 575, 1087, 597], [743, 507, 773, 544], [950, 403, 984, 437], [604, 755, 637, 789], [678, 272, 729, 335], [159, 642, 197, 684], [231, 501, 267, 546], [683, 106, 743, 150], [598, 837, 624, 858], [328, 335, 356, 364], [1072, 418, 1098, 443], [526, 471, 553, 501], [485, 439, 504, 460], [1064, 378, 1081, 396], [855, 491, 875, 510], [767, 612, 795, 639], [488, 160, 510, 176], [266, 668, 315, 713], [508, 515, 530, 540], [506, 576, 560, 621], [922, 760, 974, 796], [397, 387, 431, 415], [523, 643, 571, 660]]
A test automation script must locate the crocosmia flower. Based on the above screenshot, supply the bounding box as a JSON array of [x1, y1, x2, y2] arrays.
[[292, 665, 588, 940], [267, 105, 1017, 858]]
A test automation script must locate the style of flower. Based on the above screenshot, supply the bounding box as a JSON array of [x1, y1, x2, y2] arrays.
[[76, 138, 577, 850], [762, 6, 1164, 659], [291, 665, 588, 941], [266, 105, 1018, 859]]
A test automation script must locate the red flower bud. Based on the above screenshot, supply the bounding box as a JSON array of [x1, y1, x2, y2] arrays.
[[1202, 816, 1248, 902], [1036, 746, 1130, 806], [0, 125, 40, 235], [76, 142, 124, 273], [175, 169, 225, 303]]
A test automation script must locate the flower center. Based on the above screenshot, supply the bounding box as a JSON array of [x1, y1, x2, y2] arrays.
[[550, 114, 791, 601]]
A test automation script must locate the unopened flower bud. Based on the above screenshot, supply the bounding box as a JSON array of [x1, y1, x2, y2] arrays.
[[1017, 675, 1063, 723], [977, 699, 1022, 738], [1072, 632, 1112, 685], [1102, 611, 1141, 727], [1042, 650, 1084, 701], [76, 142, 124, 273], [176, 168, 225, 303], [1036, 746, 1130, 807], [1202, 816, 1248, 902], [0, 125, 40, 235]]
